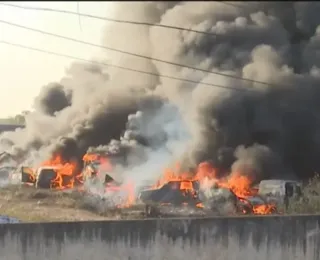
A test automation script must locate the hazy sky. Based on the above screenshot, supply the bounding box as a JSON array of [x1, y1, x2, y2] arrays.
[[0, 1, 116, 117]]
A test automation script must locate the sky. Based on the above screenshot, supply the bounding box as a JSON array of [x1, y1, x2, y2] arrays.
[[0, 1, 116, 118]]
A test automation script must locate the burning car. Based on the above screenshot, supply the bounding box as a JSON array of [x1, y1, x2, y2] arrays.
[[138, 179, 265, 217], [20, 155, 82, 189], [20, 165, 81, 189], [138, 180, 202, 217], [257, 179, 302, 210], [82, 152, 116, 185], [138, 161, 277, 217], [81, 151, 139, 207]]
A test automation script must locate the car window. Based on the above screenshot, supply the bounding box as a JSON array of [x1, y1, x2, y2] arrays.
[[259, 186, 282, 196], [296, 185, 302, 196], [39, 169, 56, 176], [285, 183, 294, 197]]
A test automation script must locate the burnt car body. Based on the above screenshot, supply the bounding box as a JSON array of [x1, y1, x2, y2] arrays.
[[258, 179, 302, 210], [20, 166, 80, 189], [140, 180, 201, 206], [83, 149, 152, 189], [139, 180, 202, 217], [82, 152, 139, 206], [138, 180, 260, 217], [82, 152, 122, 187]]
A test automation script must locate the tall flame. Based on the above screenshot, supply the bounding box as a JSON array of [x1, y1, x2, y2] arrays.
[[82, 153, 113, 172], [41, 154, 80, 189], [34, 152, 275, 214], [151, 161, 275, 215], [82, 152, 134, 208]]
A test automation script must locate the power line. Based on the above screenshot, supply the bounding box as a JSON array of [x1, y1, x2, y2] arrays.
[[0, 2, 253, 35], [0, 2, 220, 37], [0, 39, 257, 93], [1, 3, 319, 122], [219, 2, 248, 9], [1, 39, 319, 123], [76, 2, 82, 32], [0, 18, 286, 89]]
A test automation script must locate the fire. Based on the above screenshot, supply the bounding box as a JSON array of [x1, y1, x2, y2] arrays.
[[195, 162, 218, 180], [153, 162, 211, 188], [117, 181, 135, 208], [37, 152, 135, 208], [151, 161, 276, 215], [82, 153, 113, 174], [25, 150, 276, 215], [41, 154, 80, 189], [82, 153, 99, 162], [218, 173, 256, 198], [253, 204, 276, 215], [153, 162, 217, 190], [82, 152, 135, 208]]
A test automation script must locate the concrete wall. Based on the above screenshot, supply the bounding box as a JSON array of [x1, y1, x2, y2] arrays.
[[0, 215, 319, 260]]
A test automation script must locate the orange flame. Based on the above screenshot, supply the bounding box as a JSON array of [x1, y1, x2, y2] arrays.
[[253, 204, 276, 215], [41, 154, 80, 190], [82, 153, 113, 172], [82, 152, 135, 208], [33, 152, 276, 215], [82, 153, 99, 162], [152, 161, 276, 215], [218, 172, 257, 198]]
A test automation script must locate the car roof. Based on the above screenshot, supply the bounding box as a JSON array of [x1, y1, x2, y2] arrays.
[[259, 179, 300, 185], [38, 166, 62, 170]]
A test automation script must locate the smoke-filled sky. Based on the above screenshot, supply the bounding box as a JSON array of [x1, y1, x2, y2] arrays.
[[2, 2, 320, 184], [0, 1, 115, 117]]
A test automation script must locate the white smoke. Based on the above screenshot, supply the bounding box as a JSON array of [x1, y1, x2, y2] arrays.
[[84, 103, 192, 205]]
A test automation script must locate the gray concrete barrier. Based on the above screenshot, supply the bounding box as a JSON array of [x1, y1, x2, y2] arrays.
[[0, 215, 319, 260]]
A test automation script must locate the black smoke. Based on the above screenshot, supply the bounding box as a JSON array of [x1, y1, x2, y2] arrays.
[[0, 58, 167, 168], [34, 83, 72, 116], [2, 2, 320, 184], [147, 1, 320, 182]]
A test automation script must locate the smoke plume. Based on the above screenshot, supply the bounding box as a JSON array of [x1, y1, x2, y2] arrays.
[[1, 2, 320, 184], [149, 1, 320, 181]]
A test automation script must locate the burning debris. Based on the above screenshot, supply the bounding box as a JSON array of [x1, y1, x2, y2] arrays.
[[20, 154, 82, 189], [1, 2, 320, 217], [139, 162, 277, 216], [16, 153, 279, 216]]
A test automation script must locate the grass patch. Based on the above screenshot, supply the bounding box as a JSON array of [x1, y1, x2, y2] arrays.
[[286, 174, 320, 214], [0, 185, 145, 222]]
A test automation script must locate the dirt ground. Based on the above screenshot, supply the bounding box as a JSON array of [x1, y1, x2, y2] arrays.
[[0, 184, 146, 222]]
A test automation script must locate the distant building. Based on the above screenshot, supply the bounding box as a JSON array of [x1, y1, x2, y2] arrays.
[[0, 124, 24, 134]]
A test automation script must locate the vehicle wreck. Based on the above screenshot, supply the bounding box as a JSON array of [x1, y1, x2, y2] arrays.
[[138, 179, 277, 217]]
